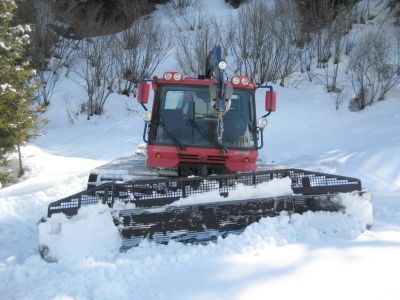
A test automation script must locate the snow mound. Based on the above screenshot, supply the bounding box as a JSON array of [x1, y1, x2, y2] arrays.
[[38, 204, 121, 263], [219, 191, 373, 249], [339, 191, 373, 227]]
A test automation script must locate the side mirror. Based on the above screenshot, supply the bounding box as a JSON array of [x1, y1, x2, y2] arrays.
[[265, 90, 276, 112], [137, 82, 150, 104]]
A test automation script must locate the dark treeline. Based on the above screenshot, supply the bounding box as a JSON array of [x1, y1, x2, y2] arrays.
[[16, 0, 167, 37], [298, 0, 358, 30]]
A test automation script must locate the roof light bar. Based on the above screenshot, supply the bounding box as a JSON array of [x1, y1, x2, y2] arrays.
[[231, 75, 252, 87], [163, 71, 184, 81]]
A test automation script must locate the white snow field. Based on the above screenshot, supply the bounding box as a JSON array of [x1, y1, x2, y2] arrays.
[[1, 0, 400, 299]]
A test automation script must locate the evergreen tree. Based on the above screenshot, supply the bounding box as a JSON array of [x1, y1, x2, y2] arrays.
[[0, 0, 36, 184]]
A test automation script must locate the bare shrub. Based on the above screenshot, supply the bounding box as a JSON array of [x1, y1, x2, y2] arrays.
[[73, 13, 169, 116], [354, 0, 371, 24], [64, 96, 79, 125], [75, 36, 115, 117], [295, 3, 354, 88], [175, 12, 220, 77], [69, 3, 170, 115], [348, 26, 400, 110], [169, 4, 205, 31], [334, 90, 345, 110], [298, 34, 317, 82], [324, 9, 353, 92], [228, 0, 274, 83], [168, 0, 193, 10], [315, 28, 334, 69], [324, 35, 343, 92], [111, 17, 171, 96], [30, 0, 77, 106], [272, 0, 303, 86], [228, 0, 302, 85], [297, 0, 357, 89]]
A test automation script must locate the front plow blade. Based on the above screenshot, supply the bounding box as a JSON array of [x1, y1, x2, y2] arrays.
[[117, 193, 355, 250], [39, 168, 367, 259]]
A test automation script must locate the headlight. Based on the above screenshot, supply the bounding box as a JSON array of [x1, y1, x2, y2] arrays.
[[257, 118, 268, 129], [232, 76, 240, 85], [173, 73, 182, 80], [241, 77, 250, 85], [218, 60, 227, 70], [163, 72, 172, 80], [141, 111, 152, 123]]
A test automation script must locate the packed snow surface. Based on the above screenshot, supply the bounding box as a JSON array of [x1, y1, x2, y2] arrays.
[[1, 0, 400, 299]]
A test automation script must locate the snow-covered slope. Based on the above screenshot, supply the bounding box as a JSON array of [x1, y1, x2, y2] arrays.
[[1, 0, 400, 299], [263, 83, 400, 194]]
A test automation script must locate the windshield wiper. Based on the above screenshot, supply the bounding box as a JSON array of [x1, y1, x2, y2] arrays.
[[187, 118, 228, 153], [156, 115, 186, 151]]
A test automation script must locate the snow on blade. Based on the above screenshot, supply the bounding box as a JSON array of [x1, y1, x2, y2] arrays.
[[170, 177, 293, 206]]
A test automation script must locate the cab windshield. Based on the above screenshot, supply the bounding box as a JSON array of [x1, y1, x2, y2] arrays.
[[150, 85, 257, 149]]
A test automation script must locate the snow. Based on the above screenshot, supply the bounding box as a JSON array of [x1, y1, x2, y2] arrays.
[[1, 0, 400, 299], [171, 177, 293, 206], [263, 83, 400, 194], [38, 204, 121, 263], [0, 41, 10, 51]]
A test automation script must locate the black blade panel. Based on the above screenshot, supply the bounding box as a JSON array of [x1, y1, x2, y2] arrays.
[[117, 194, 344, 251]]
